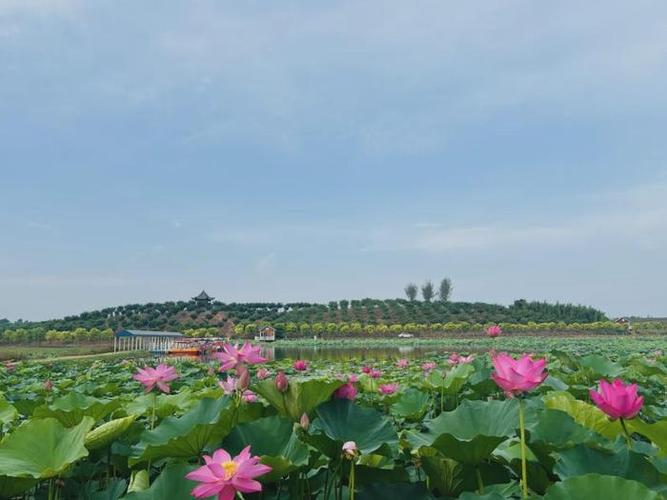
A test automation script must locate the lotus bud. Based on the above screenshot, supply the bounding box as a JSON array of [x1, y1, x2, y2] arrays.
[[486, 325, 502, 338], [300, 413, 310, 431], [275, 371, 288, 392], [342, 441, 358, 459], [293, 360, 308, 371], [237, 364, 250, 391]]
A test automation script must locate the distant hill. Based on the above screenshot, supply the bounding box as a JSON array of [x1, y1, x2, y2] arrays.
[[0, 298, 608, 335]]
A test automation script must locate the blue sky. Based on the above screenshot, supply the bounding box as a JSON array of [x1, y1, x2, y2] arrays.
[[2, 1, 667, 320]]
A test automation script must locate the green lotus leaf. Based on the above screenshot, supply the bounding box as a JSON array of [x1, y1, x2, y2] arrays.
[[529, 409, 601, 448], [424, 363, 474, 394], [80, 478, 127, 500], [413, 399, 518, 464], [127, 469, 150, 493], [628, 419, 667, 457], [85, 415, 137, 450], [391, 388, 430, 421], [311, 398, 398, 457], [578, 355, 624, 378], [358, 482, 435, 499], [543, 473, 661, 500], [33, 392, 120, 426], [0, 416, 94, 478], [0, 396, 18, 425], [124, 389, 195, 418], [543, 391, 622, 440], [223, 414, 310, 481], [442, 363, 476, 395], [554, 444, 664, 492], [129, 396, 239, 466], [0, 476, 38, 499], [253, 378, 343, 421], [419, 447, 463, 497], [122, 463, 198, 500]]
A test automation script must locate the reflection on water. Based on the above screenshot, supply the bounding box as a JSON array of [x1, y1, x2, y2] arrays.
[[162, 343, 483, 363], [258, 344, 467, 362]]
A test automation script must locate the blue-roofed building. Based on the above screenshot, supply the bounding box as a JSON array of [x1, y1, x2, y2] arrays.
[[114, 328, 184, 353]]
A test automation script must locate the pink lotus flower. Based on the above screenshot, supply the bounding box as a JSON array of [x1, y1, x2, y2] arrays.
[[219, 377, 238, 395], [186, 445, 272, 500], [256, 368, 270, 380], [342, 441, 358, 458], [275, 371, 289, 392], [449, 353, 475, 365], [241, 390, 257, 403], [217, 343, 266, 372], [361, 366, 372, 374], [379, 383, 399, 395], [491, 353, 547, 396], [590, 379, 644, 420], [43, 379, 53, 391], [217, 344, 243, 372], [422, 362, 437, 372], [348, 374, 359, 383], [293, 360, 308, 371], [369, 368, 383, 379], [4, 361, 16, 373], [396, 358, 409, 368], [133, 364, 179, 393], [486, 325, 502, 338], [335, 382, 358, 400], [238, 343, 266, 364]]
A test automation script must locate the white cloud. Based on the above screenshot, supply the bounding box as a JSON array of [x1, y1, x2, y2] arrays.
[[366, 177, 667, 253]]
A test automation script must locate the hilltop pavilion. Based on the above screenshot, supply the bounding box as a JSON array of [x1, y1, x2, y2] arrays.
[[192, 290, 214, 304]]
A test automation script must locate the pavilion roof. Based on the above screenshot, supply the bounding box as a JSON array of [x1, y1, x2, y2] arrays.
[[193, 290, 214, 300]]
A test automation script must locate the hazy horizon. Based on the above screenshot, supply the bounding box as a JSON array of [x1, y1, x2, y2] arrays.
[[2, 1, 667, 321]]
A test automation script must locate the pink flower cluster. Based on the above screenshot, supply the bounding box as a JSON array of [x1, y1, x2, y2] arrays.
[[215, 343, 266, 401]]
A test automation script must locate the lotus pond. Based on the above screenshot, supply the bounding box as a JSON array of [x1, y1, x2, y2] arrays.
[[1, 337, 667, 499]]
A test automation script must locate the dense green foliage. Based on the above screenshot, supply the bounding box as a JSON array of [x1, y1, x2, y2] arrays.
[[1, 341, 667, 498], [1, 298, 610, 341]]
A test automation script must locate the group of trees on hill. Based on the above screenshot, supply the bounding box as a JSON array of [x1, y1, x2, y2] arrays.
[[0, 296, 609, 341], [1, 321, 641, 344], [405, 278, 452, 302]]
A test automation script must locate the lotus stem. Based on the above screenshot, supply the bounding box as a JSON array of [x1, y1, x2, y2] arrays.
[[519, 399, 528, 498], [476, 468, 484, 494], [620, 418, 632, 449], [349, 461, 356, 500], [440, 386, 444, 414], [150, 392, 157, 430]]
